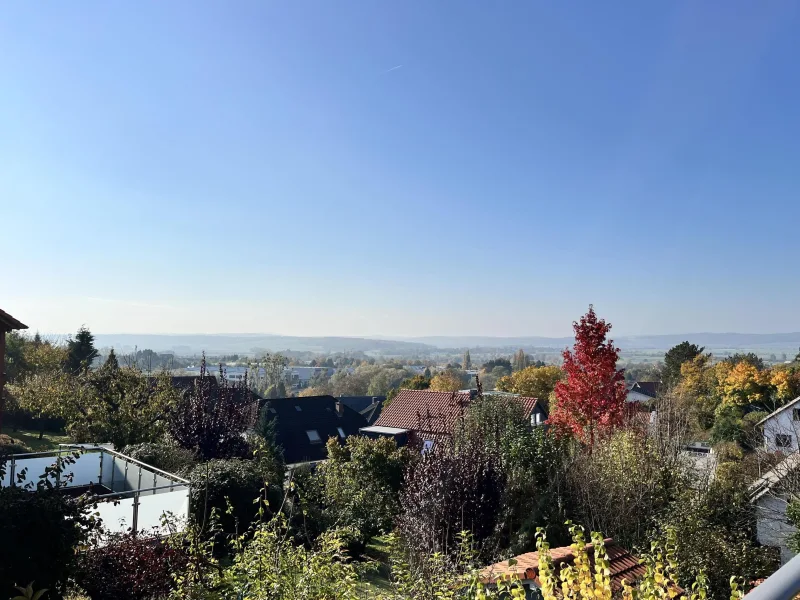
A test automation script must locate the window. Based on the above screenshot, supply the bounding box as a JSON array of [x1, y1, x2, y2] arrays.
[[306, 430, 321, 443], [337, 427, 346, 438], [794, 409, 800, 422], [295, 405, 302, 412], [775, 434, 792, 449], [422, 440, 435, 454], [269, 408, 276, 414]]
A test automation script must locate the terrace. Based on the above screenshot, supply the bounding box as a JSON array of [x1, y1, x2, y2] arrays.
[[0, 444, 190, 534]]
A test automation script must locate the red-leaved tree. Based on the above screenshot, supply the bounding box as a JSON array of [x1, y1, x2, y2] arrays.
[[550, 306, 626, 445]]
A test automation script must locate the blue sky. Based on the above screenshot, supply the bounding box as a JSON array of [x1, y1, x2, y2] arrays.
[[2, 1, 799, 337]]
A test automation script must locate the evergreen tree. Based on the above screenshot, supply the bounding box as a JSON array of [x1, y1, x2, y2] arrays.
[[663, 341, 704, 387], [33, 332, 42, 347], [463, 349, 472, 370], [276, 381, 287, 397], [66, 326, 99, 375], [103, 348, 119, 370], [423, 367, 432, 378]]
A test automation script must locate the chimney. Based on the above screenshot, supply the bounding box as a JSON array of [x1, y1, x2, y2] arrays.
[[335, 400, 344, 417]]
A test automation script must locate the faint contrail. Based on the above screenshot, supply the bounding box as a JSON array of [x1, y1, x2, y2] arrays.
[[384, 64, 403, 73]]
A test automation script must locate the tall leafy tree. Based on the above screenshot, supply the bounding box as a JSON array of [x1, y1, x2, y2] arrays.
[[66, 326, 99, 375], [463, 349, 472, 370], [513, 349, 528, 372], [723, 352, 765, 370], [429, 370, 464, 392], [663, 341, 704, 387], [550, 306, 626, 445], [9, 341, 72, 438], [496, 365, 563, 405]]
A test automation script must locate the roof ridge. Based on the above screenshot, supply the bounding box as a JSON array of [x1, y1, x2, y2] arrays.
[[756, 395, 800, 426]]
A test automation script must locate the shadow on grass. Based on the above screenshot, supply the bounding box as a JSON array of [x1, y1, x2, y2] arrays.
[[1, 427, 72, 452]]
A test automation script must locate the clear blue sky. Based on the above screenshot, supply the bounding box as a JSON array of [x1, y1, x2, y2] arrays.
[[2, 1, 799, 337]]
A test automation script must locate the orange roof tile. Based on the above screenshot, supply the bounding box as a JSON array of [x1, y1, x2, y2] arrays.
[[481, 539, 649, 592], [374, 390, 542, 436]]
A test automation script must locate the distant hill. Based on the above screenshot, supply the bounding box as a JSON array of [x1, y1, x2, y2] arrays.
[[87, 332, 800, 357], [91, 334, 434, 356]]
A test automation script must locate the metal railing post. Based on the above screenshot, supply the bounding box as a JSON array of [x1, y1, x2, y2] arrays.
[[744, 553, 800, 600], [9, 456, 15, 487], [98, 450, 104, 485], [131, 491, 140, 535]]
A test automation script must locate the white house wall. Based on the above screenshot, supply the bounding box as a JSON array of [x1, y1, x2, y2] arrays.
[[763, 410, 800, 452], [756, 494, 798, 564]]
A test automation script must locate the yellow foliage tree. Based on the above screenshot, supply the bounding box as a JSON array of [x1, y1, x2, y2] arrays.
[[676, 355, 721, 428], [430, 371, 464, 392], [717, 361, 769, 407], [496, 365, 563, 403], [769, 366, 800, 403]]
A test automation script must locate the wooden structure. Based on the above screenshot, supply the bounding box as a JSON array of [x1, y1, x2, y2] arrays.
[[0, 308, 28, 431]]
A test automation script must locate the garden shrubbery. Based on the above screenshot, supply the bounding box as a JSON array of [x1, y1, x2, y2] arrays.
[[122, 442, 198, 476]]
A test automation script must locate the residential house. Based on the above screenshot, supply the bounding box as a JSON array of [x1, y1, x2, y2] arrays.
[[749, 452, 800, 564], [262, 395, 367, 466], [0, 308, 28, 430], [627, 381, 661, 403], [480, 539, 649, 598], [361, 389, 546, 451], [360, 399, 383, 425], [336, 395, 385, 425], [758, 396, 800, 453], [284, 366, 336, 389], [338, 395, 383, 413]]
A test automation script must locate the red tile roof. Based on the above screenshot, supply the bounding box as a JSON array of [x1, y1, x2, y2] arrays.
[[481, 539, 649, 592], [374, 390, 542, 437], [375, 390, 472, 435]]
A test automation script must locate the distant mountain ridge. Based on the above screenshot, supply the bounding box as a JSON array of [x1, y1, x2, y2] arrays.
[[91, 334, 432, 356], [88, 332, 800, 356]]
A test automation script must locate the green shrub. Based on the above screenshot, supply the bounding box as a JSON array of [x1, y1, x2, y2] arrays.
[[188, 459, 264, 535], [0, 486, 94, 598], [122, 442, 198, 476]]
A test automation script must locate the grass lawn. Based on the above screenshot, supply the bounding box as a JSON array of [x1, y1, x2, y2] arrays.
[[358, 535, 394, 594], [1, 427, 72, 452]]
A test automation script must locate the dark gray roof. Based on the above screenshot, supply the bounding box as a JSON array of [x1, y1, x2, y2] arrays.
[[629, 381, 661, 399], [265, 396, 368, 465], [338, 396, 385, 413], [360, 400, 383, 425]]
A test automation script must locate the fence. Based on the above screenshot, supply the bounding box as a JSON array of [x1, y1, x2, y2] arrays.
[[0, 444, 190, 534]]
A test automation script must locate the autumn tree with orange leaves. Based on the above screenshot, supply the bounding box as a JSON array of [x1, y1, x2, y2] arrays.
[[550, 306, 627, 445]]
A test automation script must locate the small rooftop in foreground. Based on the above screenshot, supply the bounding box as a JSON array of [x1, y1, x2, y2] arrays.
[[0, 308, 27, 331], [481, 539, 648, 592]]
